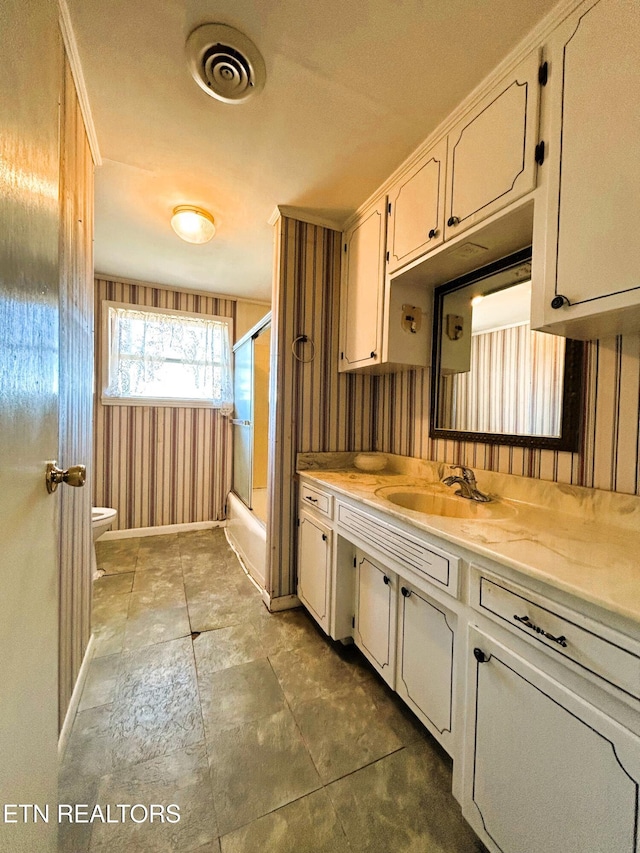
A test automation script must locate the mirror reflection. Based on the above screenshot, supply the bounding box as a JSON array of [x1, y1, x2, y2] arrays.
[[431, 250, 580, 448]]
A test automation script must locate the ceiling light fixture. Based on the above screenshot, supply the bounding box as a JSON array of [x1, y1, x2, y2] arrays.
[[171, 205, 216, 244]]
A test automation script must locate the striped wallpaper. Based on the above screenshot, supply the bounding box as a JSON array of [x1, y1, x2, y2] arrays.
[[374, 332, 640, 497], [93, 278, 236, 529], [266, 216, 374, 600]]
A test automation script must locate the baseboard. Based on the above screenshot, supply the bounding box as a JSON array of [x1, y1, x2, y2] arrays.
[[58, 633, 95, 760], [262, 592, 301, 612], [101, 520, 225, 540]]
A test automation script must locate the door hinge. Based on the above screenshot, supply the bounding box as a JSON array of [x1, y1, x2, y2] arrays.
[[386, 251, 389, 263], [352, 615, 355, 629], [353, 557, 356, 568], [538, 61, 548, 86], [340, 351, 344, 360], [535, 141, 545, 166], [387, 202, 392, 215], [344, 243, 347, 253], [296, 518, 300, 527]]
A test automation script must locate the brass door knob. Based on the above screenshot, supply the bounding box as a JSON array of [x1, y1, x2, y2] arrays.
[[46, 461, 86, 494]]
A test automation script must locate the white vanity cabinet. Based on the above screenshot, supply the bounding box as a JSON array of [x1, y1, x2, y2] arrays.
[[464, 625, 640, 853], [396, 580, 456, 754], [532, 0, 640, 339], [386, 139, 446, 274], [339, 196, 387, 372], [297, 508, 332, 634], [444, 51, 541, 241], [463, 566, 640, 853], [353, 548, 398, 688]]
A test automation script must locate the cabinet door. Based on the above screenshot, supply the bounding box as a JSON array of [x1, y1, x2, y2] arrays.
[[533, 0, 640, 338], [445, 51, 541, 239], [396, 583, 455, 755], [387, 140, 446, 273], [339, 197, 387, 372], [464, 626, 640, 853], [297, 510, 331, 633], [354, 550, 397, 688]]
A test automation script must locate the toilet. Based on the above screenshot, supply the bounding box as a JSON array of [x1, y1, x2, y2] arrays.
[[91, 506, 117, 579]]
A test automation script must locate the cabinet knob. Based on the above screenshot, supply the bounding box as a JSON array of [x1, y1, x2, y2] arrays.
[[428, 228, 439, 239], [447, 216, 460, 227], [401, 586, 411, 597], [322, 533, 327, 541], [550, 294, 571, 310], [473, 647, 489, 664], [383, 575, 390, 585], [370, 351, 376, 359]]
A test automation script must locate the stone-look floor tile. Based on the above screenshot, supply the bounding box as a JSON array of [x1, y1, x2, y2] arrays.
[[132, 565, 186, 607], [199, 658, 285, 736], [123, 598, 191, 651], [59, 705, 115, 803], [293, 684, 403, 783], [136, 535, 181, 571], [92, 590, 131, 630], [93, 571, 135, 600], [208, 708, 322, 836], [93, 616, 128, 659], [109, 637, 204, 769], [185, 582, 265, 633], [250, 607, 328, 656], [357, 670, 430, 747], [190, 842, 222, 853], [96, 539, 140, 575], [327, 741, 485, 853], [79, 654, 122, 712], [193, 623, 265, 677], [219, 788, 351, 853], [89, 743, 218, 853], [268, 643, 360, 709]]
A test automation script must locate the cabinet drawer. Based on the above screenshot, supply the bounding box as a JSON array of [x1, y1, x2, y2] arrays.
[[299, 482, 333, 519], [337, 502, 459, 595], [474, 571, 640, 701]]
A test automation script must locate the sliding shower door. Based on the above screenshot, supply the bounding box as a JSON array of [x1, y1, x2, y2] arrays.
[[232, 315, 271, 521], [232, 336, 253, 506]]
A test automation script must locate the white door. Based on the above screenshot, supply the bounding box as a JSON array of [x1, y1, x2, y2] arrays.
[[464, 626, 640, 853], [297, 511, 331, 632], [0, 2, 61, 851], [354, 551, 397, 688], [396, 583, 455, 754]]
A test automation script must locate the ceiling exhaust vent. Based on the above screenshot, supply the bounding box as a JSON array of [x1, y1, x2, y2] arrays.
[[186, 23, 266, 104]]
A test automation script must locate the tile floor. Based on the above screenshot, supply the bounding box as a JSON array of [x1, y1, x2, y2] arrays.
[[59, 528, 486, 852]]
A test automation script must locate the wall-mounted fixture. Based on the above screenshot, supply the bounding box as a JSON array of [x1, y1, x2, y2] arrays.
[[171, 205, 216, 244], [186, 23, 266, 104]]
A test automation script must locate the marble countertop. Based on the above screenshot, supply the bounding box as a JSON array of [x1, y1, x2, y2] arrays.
[[297, 453, 640, 633]]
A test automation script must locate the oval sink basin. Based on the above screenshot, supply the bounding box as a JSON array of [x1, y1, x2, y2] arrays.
[[375, 487, 515, 520]]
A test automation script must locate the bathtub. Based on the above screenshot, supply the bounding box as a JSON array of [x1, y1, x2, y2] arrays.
[[225, 491, 266, 589]]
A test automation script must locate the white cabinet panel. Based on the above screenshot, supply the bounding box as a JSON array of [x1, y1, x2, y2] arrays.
[[445, 51, 541, 239], [464, 626, 640, 853], [533, 0, 640, 338], [396, 582, 455, 754], [339, 197, 387, 371], [297, 509, 332, 633], [387, 140, 446, 273], [354, 550, 397, 688]]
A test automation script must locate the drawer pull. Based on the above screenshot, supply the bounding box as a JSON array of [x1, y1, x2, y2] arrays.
[[305, 496, 318, 503], [474, 647, 490, 664], [514, 614, 568, 648], [401, 586, 411, 598]]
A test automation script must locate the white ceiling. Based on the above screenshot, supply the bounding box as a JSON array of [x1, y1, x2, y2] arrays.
[[68, 0, 558, 301]]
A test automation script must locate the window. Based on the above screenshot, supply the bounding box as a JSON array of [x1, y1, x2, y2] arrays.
[[102, 301, 233, 410]]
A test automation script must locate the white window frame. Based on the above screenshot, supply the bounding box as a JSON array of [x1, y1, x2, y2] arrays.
[[101, 300, 232, 408]]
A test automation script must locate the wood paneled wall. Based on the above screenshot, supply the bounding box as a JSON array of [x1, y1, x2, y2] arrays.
[[373, 333, 640, 496], [267, 216, 374, 600], [58, 56, 95, 729], [93, 278, 237, 529]]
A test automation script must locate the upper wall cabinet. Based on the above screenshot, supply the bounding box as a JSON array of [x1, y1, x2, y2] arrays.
[[532, 0, 640, 339], [445, 51, 542, 240], [387, 139, 447, 274], [339, 196, 387, 372]]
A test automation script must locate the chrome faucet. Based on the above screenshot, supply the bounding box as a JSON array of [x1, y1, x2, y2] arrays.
[[442, 465, 491, 502]]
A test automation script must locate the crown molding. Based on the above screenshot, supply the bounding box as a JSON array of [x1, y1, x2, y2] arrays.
[[268, 205, 343, 231], [94, 271, 271, 305], [58, 0, 102, 166]]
